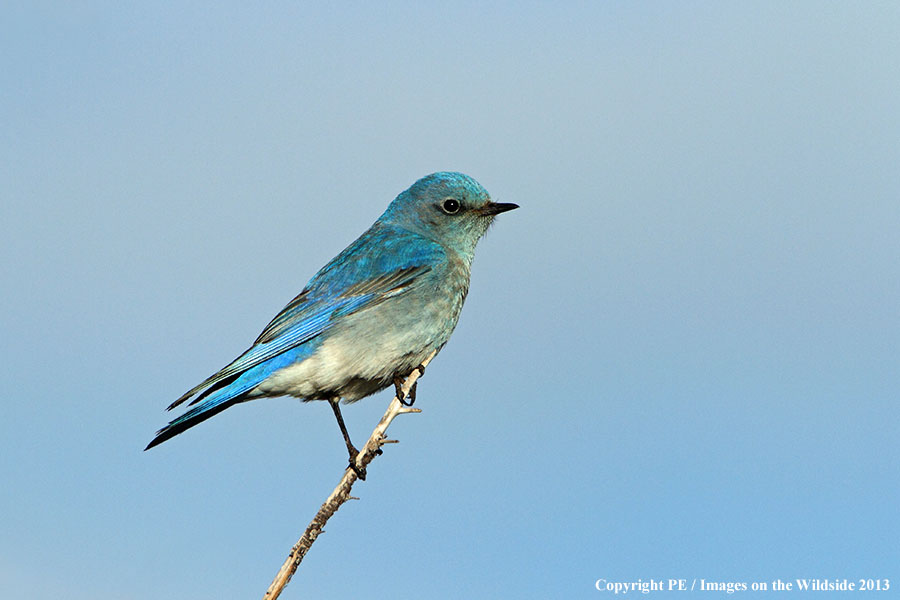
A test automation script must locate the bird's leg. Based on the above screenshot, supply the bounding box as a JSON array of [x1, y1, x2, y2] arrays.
[[328, 397, 367, 480]]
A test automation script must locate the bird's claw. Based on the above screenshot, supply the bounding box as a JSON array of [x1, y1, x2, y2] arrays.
[[347, 448, 367, 481], [394, 364, 425, 406], [398, 381, 418, 407], [393, 375, 407, 404]]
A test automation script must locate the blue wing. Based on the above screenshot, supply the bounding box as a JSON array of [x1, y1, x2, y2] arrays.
[[145, 224, 443, 449]]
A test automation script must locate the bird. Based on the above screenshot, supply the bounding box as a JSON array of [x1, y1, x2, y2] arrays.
[[145, 171, 518, 478]]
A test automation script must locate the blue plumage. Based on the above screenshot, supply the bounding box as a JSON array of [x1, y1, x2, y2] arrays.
[[146, 172, 518, 462]]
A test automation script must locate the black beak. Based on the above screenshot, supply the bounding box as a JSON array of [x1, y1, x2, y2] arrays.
[[478, 202, 520, 216]]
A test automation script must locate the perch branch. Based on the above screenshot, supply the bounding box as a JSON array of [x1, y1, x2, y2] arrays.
[[262, 349, 437, 599]]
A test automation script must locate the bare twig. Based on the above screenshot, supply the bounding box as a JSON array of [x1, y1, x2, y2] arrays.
[[262, 350, 437, 599]]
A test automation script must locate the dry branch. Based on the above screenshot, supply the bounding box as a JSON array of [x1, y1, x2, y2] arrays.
[[262, 349, 437, 599]]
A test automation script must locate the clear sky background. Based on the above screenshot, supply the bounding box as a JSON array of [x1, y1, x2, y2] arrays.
[[2, 3, 898, 598]]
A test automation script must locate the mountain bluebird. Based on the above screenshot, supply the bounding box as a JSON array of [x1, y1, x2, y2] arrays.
[[146, 172, 517, 477]]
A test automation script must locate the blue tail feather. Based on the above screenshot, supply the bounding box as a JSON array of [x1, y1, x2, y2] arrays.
[[145, 344, 316, 450]]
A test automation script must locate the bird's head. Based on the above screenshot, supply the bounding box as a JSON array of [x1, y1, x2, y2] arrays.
[[383, 172, 518, 256]]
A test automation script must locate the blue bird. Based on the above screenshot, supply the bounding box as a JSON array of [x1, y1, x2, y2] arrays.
[[146, 172, 517, 477]]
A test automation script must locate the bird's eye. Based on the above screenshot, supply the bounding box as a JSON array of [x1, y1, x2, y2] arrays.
[[441, 198, 461, 214]]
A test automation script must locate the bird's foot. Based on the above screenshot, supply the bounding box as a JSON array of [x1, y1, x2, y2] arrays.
[[400, 381, 418, 407], [393, 375, 407, 404], [347, 447, 367, 481], [394, 364, 426, 406]]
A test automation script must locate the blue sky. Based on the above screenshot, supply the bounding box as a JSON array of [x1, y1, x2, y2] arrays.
[[2, 3, 897, 598]]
